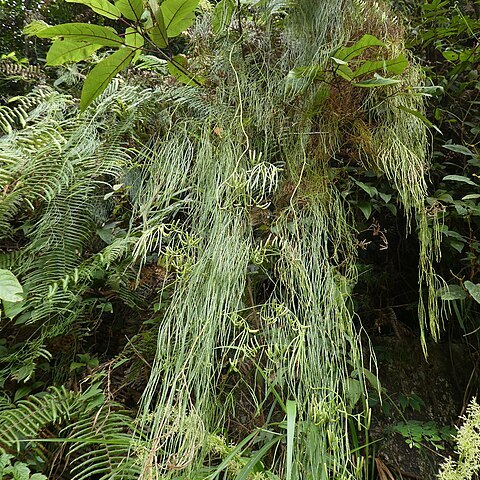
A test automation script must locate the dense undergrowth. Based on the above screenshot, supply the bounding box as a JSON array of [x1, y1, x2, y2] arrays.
[[0, 0, 479, 479]]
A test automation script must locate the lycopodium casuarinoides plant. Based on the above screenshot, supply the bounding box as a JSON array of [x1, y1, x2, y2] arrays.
[[0, 0, 446, 479], [130, 1, 444, 479]]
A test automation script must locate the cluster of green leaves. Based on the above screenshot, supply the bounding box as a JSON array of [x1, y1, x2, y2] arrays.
[[401, 0, 480, 345], [392, 420, 456, 450], [0, 454, 46, 480], [26, 0, 200, 109], [286, 33, 409, 97]]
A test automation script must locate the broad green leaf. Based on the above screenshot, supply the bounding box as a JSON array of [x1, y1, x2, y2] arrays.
[[286, 400, 296, 480], [357, 201, 372, 219], [334, 34, 384, 61], [413, 85, 444, 96], [212, 0, 235, 35], [437, 285, 467, 301], [442, 144, 475, 156], [353, 179, 377, 197], [11, 462, 31, 479], [353, 74, 401, 88], [379, 192, 392, 203], [464, 281, 480, 304], [80, 46, 134, 111], [147, 0, 168, 47], [398, 105, 442, 134], [347, 378, 363, 408], [449, 239, 465, 253], [124, 27, 145, 62], [161, 0, 199, 37], [334, 63, 355, 81], [287, 65, 323, 81], [0, 269, 23, 302], [148, 25, 168, 48], [443, 175, 477, 186], [285, 65, 324, 94], [352, 54, 408, 78], [442, 50, 458, 61], [46, 39, 102, 65], [462, 194, 480, 200], [65, 0, 121, 19], [125, 27, 144, 62], [3, 298, 27, 319], [115, 0, 144, 20], [167, 54, 204, 85], [24, 20, 50, 36], [35, 23, 123, 47], [125, 27, 144, 49]]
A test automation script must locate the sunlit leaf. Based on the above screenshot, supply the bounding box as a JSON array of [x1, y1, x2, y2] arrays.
[[286, 400, 296, 480], [24, 20, 50, 36], [330, 56, 348, 65], [65, 0, 121, 19], [115, 0, 144, 21], [80, 46, 134, 110], [352, 54, 408, 78], [353, 74, 401, 87], [161, 0, 199, 37], [147, 0, 168, 47], [437, 285, 467, 301], [125, 27, 144, 49], [46, 39, 102, 65], [35, 23, 123, 47], [0, 269, 23, 303]]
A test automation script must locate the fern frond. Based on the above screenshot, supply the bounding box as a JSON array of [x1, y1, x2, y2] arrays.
[[68, 408, 141, 480], [0, 386, 79, 452]]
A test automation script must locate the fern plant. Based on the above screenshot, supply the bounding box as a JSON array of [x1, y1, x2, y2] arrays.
[[0, 79, 161, 383], [0, 383, 140, 480]]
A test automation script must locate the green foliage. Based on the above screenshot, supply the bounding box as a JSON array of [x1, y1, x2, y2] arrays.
[[0, 454, 47, 480], [212, 0, 235, 35], [399, 0, 480, 351], [438, 398, 480, 480], [36, 23, 124, 46], [161, 0, 199, 37], [80, 47, 135, 109], [0, 383, 140, 480], [46, 39, 103, 65], [286, 33, 408, 96], [392, 420, 455, 450], [66, 0, 122, 19], [26, 0, 200, 109], [0, 269, 23, 303]]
